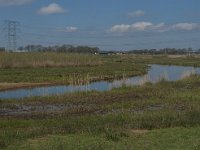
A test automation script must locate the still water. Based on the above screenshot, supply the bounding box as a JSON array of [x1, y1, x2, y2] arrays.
[[0, 65, 200, 99]]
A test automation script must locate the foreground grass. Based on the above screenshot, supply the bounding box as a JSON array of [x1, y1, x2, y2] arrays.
[[5, 127, 200, 150], [0, 75, 200, 149]]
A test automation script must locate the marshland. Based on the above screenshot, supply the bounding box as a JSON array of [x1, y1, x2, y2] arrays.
[[1, 0, 200, 149], [0, 52, 200, 149]]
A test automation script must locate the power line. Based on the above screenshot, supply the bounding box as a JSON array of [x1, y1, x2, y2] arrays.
[[3, 20, 20, 51]]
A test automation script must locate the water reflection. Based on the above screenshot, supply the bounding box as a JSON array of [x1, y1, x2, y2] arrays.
[[0, 65, 200, 99]]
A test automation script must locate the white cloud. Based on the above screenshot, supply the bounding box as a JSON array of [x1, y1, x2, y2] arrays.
[[128, 10, 145, 17], [131, 22, 153, 31], [172, 23, 199, 31], [0, 0, 33, 6], [38, 3, 66, 15], [152, 23, 167, 32], [66, 26, 78, 32], [110, 22, 156, 33], [110, 22, 199, 33], [153, 23, 165, 29], [110, 24, 131, 33]]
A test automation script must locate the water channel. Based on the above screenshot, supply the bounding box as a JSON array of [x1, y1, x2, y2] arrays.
[[0, 64, 200, 99]]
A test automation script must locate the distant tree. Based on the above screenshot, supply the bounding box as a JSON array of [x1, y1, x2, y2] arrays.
[[19, 44, 100, 54], [0, 47, 5, 52], [127, 48, 197, 55]]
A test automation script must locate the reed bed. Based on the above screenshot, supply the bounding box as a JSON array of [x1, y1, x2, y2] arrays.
[[0, 52, 102, 68], [181, 69, 196, 79], [0, 54, 148, 84]]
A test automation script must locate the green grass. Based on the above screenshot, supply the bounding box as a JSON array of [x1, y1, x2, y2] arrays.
[[4, 127, 200, 150]]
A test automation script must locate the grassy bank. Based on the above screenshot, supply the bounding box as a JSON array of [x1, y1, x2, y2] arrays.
[[1, 75, 200, 149], [0, 62, 146, 83], [0, 53, 148, 89]]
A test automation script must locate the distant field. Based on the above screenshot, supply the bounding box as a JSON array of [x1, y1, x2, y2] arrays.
[[0, 52, 102, 68], [1, 52, 200, 69]]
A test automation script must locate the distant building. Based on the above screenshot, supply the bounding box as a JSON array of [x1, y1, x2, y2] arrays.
[[99, 51, 115, 55]]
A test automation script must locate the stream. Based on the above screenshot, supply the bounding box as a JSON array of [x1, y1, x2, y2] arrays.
[[0, 64, 200, 99]]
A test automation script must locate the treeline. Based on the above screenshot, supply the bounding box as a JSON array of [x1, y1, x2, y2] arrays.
[[17, 44, 100, 54], [0, 47, 5, 52], [127, 48, 200, 55], [1, 45, 200, 55]]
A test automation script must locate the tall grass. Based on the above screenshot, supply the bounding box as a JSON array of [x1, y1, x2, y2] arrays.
[[181, 69, 196, 79], [0, 52, 102, 68], [0, 54, 148, 84]]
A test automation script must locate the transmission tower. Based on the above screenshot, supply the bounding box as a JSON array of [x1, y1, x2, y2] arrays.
[[4, 20, 19, 51]]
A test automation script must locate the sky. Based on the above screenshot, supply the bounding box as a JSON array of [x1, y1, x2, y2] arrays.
[[0, 0, 200, 50]]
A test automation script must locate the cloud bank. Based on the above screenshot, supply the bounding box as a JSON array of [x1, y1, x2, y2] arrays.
[[110, 22, 165, 33], [110, 22, 199, 33], [172, 23, 198, 31]]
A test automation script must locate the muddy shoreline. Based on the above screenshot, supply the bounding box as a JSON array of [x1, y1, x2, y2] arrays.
[[0, 83, 56, 91]]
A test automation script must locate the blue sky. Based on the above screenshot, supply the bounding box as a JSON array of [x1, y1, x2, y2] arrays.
[[0, 0, 200, 50]]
